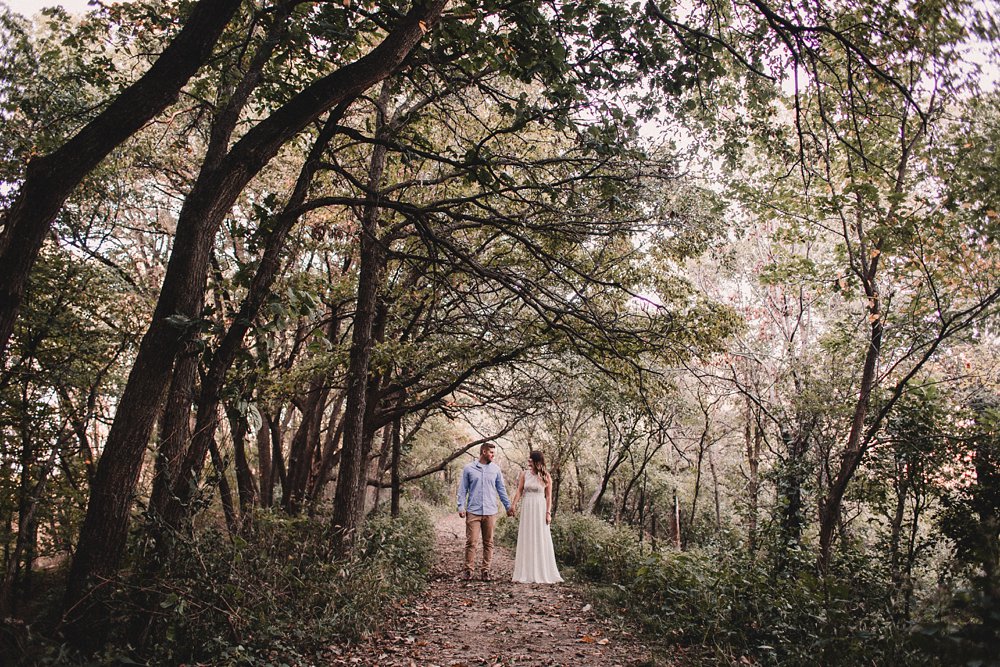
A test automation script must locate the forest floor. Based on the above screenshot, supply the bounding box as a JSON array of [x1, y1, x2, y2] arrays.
[[325, 513, 671, 667]]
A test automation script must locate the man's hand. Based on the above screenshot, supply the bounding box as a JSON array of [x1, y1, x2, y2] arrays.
[[506, 507, 515, 517], [458, 511, 466, 518]]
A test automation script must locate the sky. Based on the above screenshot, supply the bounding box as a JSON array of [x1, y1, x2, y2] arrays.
[[5, 0, 93, 15]]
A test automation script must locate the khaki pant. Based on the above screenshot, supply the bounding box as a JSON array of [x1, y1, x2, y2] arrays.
[[464, 512, 498, 574]]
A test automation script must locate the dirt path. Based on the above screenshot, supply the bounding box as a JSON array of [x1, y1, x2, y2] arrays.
[[328, 513, 663, 666]]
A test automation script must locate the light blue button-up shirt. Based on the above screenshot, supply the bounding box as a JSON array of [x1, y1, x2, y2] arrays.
[[457, 460, 511, 516]]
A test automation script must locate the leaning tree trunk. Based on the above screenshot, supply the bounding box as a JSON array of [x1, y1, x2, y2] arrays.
[[587, 416, 630, 514], [167, 111, 345, 526], [818, 308, 883, 571], [306, 400, 346, 507], [149, 351, 198, 524], [207, 438, 239, 535]]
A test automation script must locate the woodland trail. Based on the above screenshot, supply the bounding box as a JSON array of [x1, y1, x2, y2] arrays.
[[330, 513, 666, 666]]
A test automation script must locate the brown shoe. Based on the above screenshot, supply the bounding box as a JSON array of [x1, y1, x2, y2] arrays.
[[461, 569, 473, 581], [481, 571, 492, 581]]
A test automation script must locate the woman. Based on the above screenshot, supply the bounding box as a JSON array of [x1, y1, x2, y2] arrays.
[[510, 450, 563, 583]]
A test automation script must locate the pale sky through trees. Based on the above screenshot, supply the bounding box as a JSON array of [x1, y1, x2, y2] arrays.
[[4, 0, 996, 85], [6, 0, 92, 15]]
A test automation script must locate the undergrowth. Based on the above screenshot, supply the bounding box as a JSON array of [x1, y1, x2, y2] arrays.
[[7, 503, 435, 666], [505, 512, 991, 666]]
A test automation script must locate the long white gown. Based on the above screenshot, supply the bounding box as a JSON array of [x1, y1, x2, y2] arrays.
[[512, 470, 563, 584]]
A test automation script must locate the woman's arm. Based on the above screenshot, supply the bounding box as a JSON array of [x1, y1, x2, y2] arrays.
[[544, 474, 553, 524], [511, 471, 525, 511]]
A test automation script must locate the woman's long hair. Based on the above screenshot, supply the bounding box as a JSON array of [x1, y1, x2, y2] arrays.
[[529, 450, 549, 482]]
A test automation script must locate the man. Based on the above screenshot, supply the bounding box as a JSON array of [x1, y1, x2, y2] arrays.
[[457, 443, 514, 581]]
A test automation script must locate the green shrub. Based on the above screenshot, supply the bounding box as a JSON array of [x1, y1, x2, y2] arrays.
[[495, 513, 519, 548], [139, 504, 434, 664], [549, 512, 934, 666], [627, 546, 916, 665], [550, 512, 645, 582], [16, 504, 435, 666]]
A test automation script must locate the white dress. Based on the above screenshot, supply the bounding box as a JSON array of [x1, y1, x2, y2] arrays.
[[512, 470, 563, 583]]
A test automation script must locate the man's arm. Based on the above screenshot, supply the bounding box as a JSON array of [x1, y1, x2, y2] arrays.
[[495, 469, 513, 515], [457, 467, 468, 517]]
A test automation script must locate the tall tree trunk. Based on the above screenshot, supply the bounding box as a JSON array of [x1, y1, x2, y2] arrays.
[[816, 111, 921, 570], [330, 84, 393, 554], [390, 416, 402, 518], [307, 409, 345, 507], [778, 426, 810, 551], [690, 440, 706, 529], [271, 409, 288, 498], [972, 439, 1000, 614], [902, 492, 927, 621], [745, 404, 761, 552], [887, 459, 911, 622], [373, 425, 394, 509], [257, 410, 274, 508], [226, 404, 258, 516], [637, 475, 646, 539], [550, 462, 562, 517], [0, 0, 242, 358], [283, 382, 330, 514], [673, 493, 682, 549], [207, 437, 239, 535], [1, 408, 37, 615], [888, 460, 907, 568], [375, 390, 406, 515], [710, 449, 721, 527]]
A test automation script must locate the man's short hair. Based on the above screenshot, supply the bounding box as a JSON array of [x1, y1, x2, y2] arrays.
[[480, 443, 496, 452]]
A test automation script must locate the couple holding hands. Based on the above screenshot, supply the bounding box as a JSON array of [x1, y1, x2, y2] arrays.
[[456, 443, 563, 584]]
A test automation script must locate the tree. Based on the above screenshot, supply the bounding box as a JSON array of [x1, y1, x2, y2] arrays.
[[0, 0, 242, 358], [0, 250, 131, 614]]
